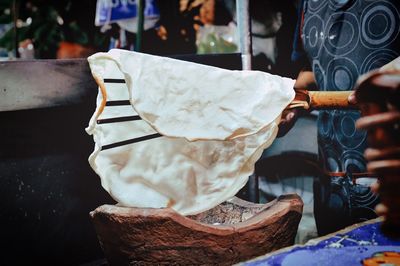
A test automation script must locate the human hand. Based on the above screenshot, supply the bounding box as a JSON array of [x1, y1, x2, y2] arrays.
[[277, 109, 301, 137], [348, 90, 357, 105], [350, 57, 400, 106], [278, 71, 316, 137], [354, 64, 400, 236]]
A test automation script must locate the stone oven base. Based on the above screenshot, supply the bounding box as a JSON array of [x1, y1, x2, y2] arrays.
[[90, 194, 303, 265]]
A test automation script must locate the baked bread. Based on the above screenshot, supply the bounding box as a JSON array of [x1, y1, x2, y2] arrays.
[[86, 49, 295, 215]]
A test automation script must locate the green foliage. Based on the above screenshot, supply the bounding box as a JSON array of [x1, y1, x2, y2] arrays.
[[0, 0, 106, 58], [0, 0, 13, 24], [197, 32, 237, 54]]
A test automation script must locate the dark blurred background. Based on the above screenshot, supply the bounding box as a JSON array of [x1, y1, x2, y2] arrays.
[[0, 0, 301, 76], [0, 1, 306, 265]]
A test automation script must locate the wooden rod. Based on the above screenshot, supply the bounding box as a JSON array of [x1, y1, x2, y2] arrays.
[[309, 91, 355, 109]]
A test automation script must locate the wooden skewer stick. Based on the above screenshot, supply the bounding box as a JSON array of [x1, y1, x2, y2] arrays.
[[309, 91, 354, 109], [287, 90, 356, 110]]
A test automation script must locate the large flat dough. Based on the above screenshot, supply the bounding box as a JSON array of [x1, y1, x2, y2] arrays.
[[86, 50, 295, 215]]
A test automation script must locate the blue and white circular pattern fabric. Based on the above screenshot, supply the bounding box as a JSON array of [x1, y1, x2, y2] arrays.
[[302, 0, 400, 175], [300, 0, 399, 230]]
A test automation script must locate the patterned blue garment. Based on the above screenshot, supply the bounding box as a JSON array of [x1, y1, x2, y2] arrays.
[[296, 0, 400, 234]]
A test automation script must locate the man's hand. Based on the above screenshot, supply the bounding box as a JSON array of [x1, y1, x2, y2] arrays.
[[348, 90, 357, 105], [278, 70, 316, 137], [277, 109, 300, 137], [354, 57, 400, 236], [349, 57, 400, 106]]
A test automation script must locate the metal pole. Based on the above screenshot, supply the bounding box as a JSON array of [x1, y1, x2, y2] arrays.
[[236, 0, 252, 70], [12, 0, 19, 58], [248, 174, 259, 203], [237, 0, 257, 202], [135, 0, 145, 52]]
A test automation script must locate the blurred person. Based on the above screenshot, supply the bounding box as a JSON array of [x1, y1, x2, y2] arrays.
[[279, 0, 400, 235]]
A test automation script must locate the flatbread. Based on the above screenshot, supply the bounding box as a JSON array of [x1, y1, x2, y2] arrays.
[[86, 49, 295, 215]]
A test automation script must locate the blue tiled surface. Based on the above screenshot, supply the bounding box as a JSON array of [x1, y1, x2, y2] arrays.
[[245, 222, 400, 266]]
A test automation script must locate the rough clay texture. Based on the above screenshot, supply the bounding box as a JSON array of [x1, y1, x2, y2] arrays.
[[90, 194, 303, 265]]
